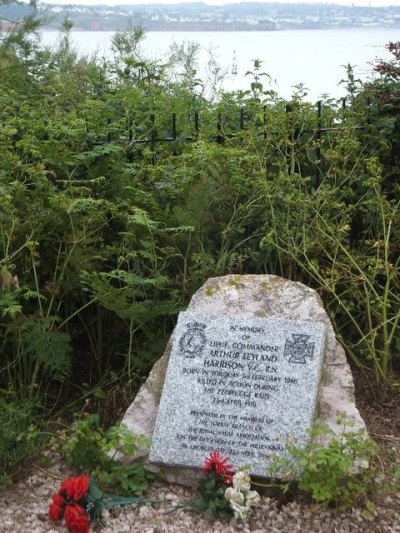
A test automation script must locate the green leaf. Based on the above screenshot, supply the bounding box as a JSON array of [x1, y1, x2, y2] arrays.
[[19, 316, 72, 381]]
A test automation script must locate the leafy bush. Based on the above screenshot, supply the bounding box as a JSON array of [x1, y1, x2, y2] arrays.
[[194, 471, 233, 520], [0, 397, 42, 484], [268, 413, 379, 509], [260, 162, 400, 400], [61, 413, 151, 495]]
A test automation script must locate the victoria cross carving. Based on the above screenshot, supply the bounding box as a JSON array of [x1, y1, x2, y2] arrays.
[[284, 333, 315, 364]]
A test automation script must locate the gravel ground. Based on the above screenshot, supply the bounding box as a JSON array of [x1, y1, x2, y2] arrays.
[[1, 453, 400, 533]]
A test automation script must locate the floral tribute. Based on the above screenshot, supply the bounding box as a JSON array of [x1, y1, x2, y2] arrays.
[[49, 474, 90, 533], [202, 450, 233, 484], [49, 474, 148, 532], [194, 450, 260, 521], [225, 471, 261, 520]]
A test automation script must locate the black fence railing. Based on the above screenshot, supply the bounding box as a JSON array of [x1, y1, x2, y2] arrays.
[[85, 98, 370, 147], [87, 111, 201, 148], [23, 97, 382, 188], [78, 98, 377, 188]]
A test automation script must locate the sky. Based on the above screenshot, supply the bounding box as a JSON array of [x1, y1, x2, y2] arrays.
[[40, 0, 400, 7]]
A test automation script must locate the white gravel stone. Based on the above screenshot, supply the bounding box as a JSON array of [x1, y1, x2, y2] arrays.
[[1, 452, 399, 532]]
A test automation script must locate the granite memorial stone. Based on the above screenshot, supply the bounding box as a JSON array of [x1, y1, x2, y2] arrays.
[[149, 312, 326, 475], [121, 274, 367, 485]]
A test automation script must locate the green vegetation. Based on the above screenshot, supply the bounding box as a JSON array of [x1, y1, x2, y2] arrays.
[[60, 414, 151, 495], [194, 471, 233, 520], [0, 394, 43, 483], [1, 5, 400, 488], [268, 413, 382, 509]]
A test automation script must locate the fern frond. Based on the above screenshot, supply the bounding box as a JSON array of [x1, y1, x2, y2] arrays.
[[22, 289, 47, 302], [127, 208, 159, 229], [20, 317, 72, 381], [105, 270, 168, 288], [164, 225, 195, 233], [80, 271, 173, 321], [0, 292, 22, 319]]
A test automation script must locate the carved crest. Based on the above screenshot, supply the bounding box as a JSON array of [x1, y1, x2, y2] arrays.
[[284, 334, 315, 364], [179, 322, 207, 358]]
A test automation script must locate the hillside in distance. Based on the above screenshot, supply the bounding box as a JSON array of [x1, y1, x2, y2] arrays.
[[2, 2, 400, 31]]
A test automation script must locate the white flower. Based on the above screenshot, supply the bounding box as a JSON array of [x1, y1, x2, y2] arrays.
[[225, 487, 245, 506], [230, 500, 251, 521], [232, 471, 251, 493], [225, 471, 261, 521], [245, 490, 261, 508]]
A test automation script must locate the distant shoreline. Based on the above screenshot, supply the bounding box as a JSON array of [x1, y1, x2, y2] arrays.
[[42, 25, 399, 32], [3, 1, 400, 34]]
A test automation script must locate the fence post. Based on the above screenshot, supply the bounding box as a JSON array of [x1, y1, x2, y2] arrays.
[[262, 105, 268, 176], [128, 116, 133, 142], [107, 117, 112, 143], [285, 103, 293, 174], [315, 100, 322, 189], [85, 118, 90, 148], [341, 97, 346, 126], [126, 116, 134, 163], [150, 113, 156, 165], [263, 105, 267, 140], [171, 113, 176, 140], [43, 120, 49, 141], [216, 113, 224, 144], [194, 111, 199, 140]]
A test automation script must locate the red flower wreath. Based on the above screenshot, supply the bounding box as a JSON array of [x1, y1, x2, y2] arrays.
[[49, 473, 90, 533], [202, 450, 233, 484], [49, 473, 153, 532], [64, 503, 90, 533]]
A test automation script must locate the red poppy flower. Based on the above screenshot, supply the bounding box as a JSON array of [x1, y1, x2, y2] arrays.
[[73, 473, 90, 501], [59, 477, 77, 500], [49, 493, 65, 521], [202, 450, 233, 484], [64, 503, 90, 533], [59, 474, 90, 501]]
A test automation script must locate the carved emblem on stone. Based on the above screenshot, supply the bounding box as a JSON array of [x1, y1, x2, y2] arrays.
[[284, 334, 315, 364], [179, 322, 207, 358]]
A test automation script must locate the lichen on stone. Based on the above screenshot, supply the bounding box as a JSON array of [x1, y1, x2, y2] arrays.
[[205, 287, 213, 297]]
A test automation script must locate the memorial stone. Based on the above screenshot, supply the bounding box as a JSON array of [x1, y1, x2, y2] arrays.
[[121, 274, 367, 485], [149, 311, 326, 475]]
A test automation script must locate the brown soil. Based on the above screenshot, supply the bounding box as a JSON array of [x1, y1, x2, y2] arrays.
[[354, 370, 400, 445]]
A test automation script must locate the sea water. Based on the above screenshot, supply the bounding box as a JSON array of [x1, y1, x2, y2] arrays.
[[40, 27, 396, 101]]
